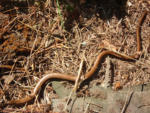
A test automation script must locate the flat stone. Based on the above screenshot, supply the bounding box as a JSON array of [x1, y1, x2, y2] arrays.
[[51, 81, 150, 113]]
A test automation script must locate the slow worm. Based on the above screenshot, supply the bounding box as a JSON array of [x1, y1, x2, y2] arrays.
[[3, 11, 147, 106]]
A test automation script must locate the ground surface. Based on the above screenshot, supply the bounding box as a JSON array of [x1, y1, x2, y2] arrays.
[[0, 0, 150, 112]]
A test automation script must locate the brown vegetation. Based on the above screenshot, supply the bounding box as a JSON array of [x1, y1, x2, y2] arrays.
[[0, 0, 150, 112]]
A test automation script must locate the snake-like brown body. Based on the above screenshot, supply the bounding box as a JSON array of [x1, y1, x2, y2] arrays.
[[4, 11, 147, 105]]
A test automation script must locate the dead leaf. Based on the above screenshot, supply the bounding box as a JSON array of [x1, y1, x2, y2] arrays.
[[2, 75, 15, 84], [114, 82, 122, 90], [99, 40, 118, 51]]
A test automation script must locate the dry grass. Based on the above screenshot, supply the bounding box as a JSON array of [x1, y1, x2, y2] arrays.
[[0, 0, 150, 112]]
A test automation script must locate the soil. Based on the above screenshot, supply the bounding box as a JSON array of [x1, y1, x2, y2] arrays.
[[0, 0, 150, 112]]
